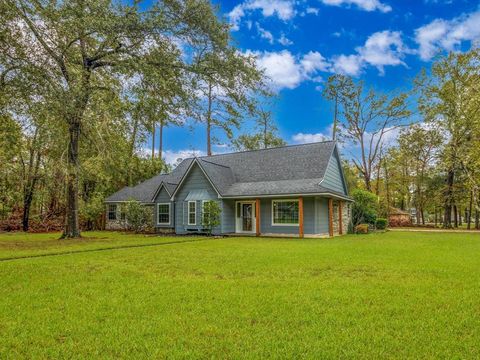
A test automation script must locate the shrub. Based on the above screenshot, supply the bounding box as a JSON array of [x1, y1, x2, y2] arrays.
[[355, 224, 369, 234], [124, 200, 152, 233], [376, 218, 388, 230], [202, 200, 221, 236], [351, 189, 378, 226]]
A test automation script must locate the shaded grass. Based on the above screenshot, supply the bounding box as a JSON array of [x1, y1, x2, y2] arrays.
[[1, 231, 480, 358], [0, 231, 205, 260]]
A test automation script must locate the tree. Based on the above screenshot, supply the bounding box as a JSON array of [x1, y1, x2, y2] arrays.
[[231, 110, 285, 151], [2, 0, 233, 237], [193, 47, 267, 155], [417, 49, 480, 227], [397, 124, 442, 224], [202, 200, 221, 236], [124, 200, 152, 233], [351, 189, 378, 226], [335, 77, 411, 191], [322, 74, 352, 140]]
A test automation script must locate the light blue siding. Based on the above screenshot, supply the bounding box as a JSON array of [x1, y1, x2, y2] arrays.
[[174, 163, 220, 234], [315, 197, 329, 235], [322, 148, 347, 195], [153, 186, 174, 228], [221, 199, 236, 233], [259, 197, 316, 235]]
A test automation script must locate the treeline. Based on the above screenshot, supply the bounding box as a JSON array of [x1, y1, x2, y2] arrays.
[[0, 0, 284, 236], [328, 49, 480, 229]]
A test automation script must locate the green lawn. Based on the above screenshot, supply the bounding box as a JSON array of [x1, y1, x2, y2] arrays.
[[1, 231, 479, 359]]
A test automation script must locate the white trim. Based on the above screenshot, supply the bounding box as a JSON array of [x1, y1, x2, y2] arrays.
[[151, 182, 171, 202], [271, 199, 300, 227], [223, 192, 353, 202], [170, 158, 222, 200], [235, 200, 256, 234], [156, 203, 171, 226], [188, 201, 197, 226]]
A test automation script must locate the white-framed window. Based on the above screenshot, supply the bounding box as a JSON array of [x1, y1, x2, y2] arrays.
[[107, 204, 117, 220], [157, 203, 171, 225], [272, 199, 299, 226], [188, 201, 196, 225]]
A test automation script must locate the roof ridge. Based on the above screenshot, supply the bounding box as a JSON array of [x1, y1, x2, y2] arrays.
[[198, 158, 232, 169], [197, 140, 336, 159]]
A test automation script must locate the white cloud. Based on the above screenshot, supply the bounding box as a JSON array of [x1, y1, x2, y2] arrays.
[[278, 33, 293, 46], [256, 23, 274, 43], [415, 11, 480, 60], [301, 51, 331, 73], [356, 30, 407, 74], [292, 132, 332, 143], [251, 50, 304, 90], [228, 0, 295, 30], [331, 30, 408, 76], [332, 54, 364, 76], [163, 149, 205, 165], [320, 0, 392, 12], [306, 7, 319, 15], [249, 50, 330, 91]]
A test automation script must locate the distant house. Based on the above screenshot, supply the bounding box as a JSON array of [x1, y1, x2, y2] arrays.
[[105, 141, 352, 237]]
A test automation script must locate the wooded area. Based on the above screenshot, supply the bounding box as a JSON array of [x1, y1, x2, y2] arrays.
[[1, 0, 479, 236]]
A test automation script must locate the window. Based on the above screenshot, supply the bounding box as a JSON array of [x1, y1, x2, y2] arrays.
[[157, 203, 170, 225], [188, 201, 196, 225], [272, 200, 299, 226], [108, 204, 117, 220]]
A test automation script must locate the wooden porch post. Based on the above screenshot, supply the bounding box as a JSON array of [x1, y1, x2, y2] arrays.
[[328, 198, 334, 237], [255, 198, 261, 237], [299, 197, 304, 238], [338, 200, 343, 235]]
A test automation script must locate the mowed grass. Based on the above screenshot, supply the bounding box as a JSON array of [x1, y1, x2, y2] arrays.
[[0, 231, 479, 359]]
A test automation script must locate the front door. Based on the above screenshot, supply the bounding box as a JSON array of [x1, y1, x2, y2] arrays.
[[236, 201, 256, 233], [242, 203, 253, 232]]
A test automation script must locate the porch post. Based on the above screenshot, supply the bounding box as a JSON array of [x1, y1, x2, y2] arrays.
[[299, 197, 304, 238], [338, 200, 343, 235], [328, 198, 334, 237], [255, 198, 261, 237]]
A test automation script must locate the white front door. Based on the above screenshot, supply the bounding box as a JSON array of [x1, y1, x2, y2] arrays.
[[235, 201, 256, 233]]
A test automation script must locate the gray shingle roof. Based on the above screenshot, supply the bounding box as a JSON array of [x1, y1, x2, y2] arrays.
[[106, 141, 349, 202]]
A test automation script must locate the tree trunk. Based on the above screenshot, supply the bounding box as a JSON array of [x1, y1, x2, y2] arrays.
[[458, 206, 462, 226], [467, 191, 473, 230], [151, 121, 156, 159], [434, 206, 438, 227], [443, 169, 454, 228], [62, 121, 81, 238], [453, 205, 458, 228], [263, 119, 267, 149], [475, 210, 479, 230], [159, 121, 163, 161], [22, 149, 41, 232], [206, 82, 212, 156]]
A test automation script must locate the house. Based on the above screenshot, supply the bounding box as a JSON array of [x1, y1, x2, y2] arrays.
[[105, 141, 352, 237]]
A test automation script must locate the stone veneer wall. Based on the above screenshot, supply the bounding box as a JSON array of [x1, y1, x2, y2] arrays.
[[332, 200, 351, 235]]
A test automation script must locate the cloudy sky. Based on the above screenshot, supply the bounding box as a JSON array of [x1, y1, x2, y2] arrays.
[[156, 0, 480, 163]]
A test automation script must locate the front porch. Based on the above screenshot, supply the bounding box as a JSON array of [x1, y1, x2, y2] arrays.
[[229, 197, 349, 238]]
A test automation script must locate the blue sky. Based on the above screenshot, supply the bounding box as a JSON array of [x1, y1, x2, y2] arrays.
[[159, 0, 480, 163]]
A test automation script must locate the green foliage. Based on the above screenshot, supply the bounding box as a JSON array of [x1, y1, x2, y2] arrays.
[[79, 193, 105, 226], [124, 200, 152, 233], [231, 110, 285, 151], [354, 224, 369, 234], [351, 189, 378, 226], [202, 201, 221, 236], [375, 218, 388, 230]]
